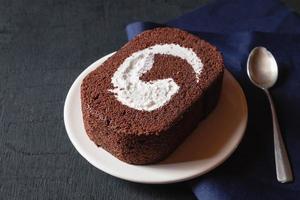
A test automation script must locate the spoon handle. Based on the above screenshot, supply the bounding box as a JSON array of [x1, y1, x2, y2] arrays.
[[265, 90, 293, 183]]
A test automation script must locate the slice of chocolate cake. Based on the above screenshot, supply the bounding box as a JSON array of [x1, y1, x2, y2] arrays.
[[81, 27, 224, 165]]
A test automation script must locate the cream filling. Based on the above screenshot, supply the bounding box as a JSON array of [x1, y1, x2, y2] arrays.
[[109, 44, 203, 111]]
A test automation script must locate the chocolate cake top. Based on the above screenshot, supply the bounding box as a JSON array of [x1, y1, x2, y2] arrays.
[[81, 27, 224, 135]]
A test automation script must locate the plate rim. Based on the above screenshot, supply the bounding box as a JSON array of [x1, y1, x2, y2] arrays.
[[64, 52, 248, 184]]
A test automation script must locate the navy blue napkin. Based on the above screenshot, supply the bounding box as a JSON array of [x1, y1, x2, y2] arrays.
[[126, 0, 300, 199]]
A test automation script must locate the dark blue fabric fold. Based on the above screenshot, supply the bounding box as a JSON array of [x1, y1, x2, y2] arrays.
[[125, 0, 300, 199], [127, 0, 300, 38]]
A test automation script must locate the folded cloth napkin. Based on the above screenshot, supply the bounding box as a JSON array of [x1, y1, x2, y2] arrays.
[[126, 0, 300, 199]]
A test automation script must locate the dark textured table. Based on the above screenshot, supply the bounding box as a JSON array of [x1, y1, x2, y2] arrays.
[[1, 0, 300, 199]]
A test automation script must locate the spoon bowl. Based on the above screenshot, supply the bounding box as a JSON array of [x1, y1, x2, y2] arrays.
[[247, 47, 278, 89]]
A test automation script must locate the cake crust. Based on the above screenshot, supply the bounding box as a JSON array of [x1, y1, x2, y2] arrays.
[[81, 27, 224, 164]]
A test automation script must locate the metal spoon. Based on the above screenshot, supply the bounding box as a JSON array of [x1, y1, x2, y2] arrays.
[[247, 47, 293, 183]]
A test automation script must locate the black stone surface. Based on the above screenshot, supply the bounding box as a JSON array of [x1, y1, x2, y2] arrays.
[[0, 0, 299, 199]]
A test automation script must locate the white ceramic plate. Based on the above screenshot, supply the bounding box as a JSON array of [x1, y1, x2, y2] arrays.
[[64, 52, 248, 184]]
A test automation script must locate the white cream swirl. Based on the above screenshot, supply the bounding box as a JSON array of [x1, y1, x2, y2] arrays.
[[109, 44, 203, 111]]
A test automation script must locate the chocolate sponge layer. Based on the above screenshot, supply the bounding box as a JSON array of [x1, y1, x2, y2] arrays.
[[81, 27, 224, 164]]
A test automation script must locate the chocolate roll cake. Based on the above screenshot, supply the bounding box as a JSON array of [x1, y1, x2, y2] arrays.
[[81, 27, 224, 165]]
